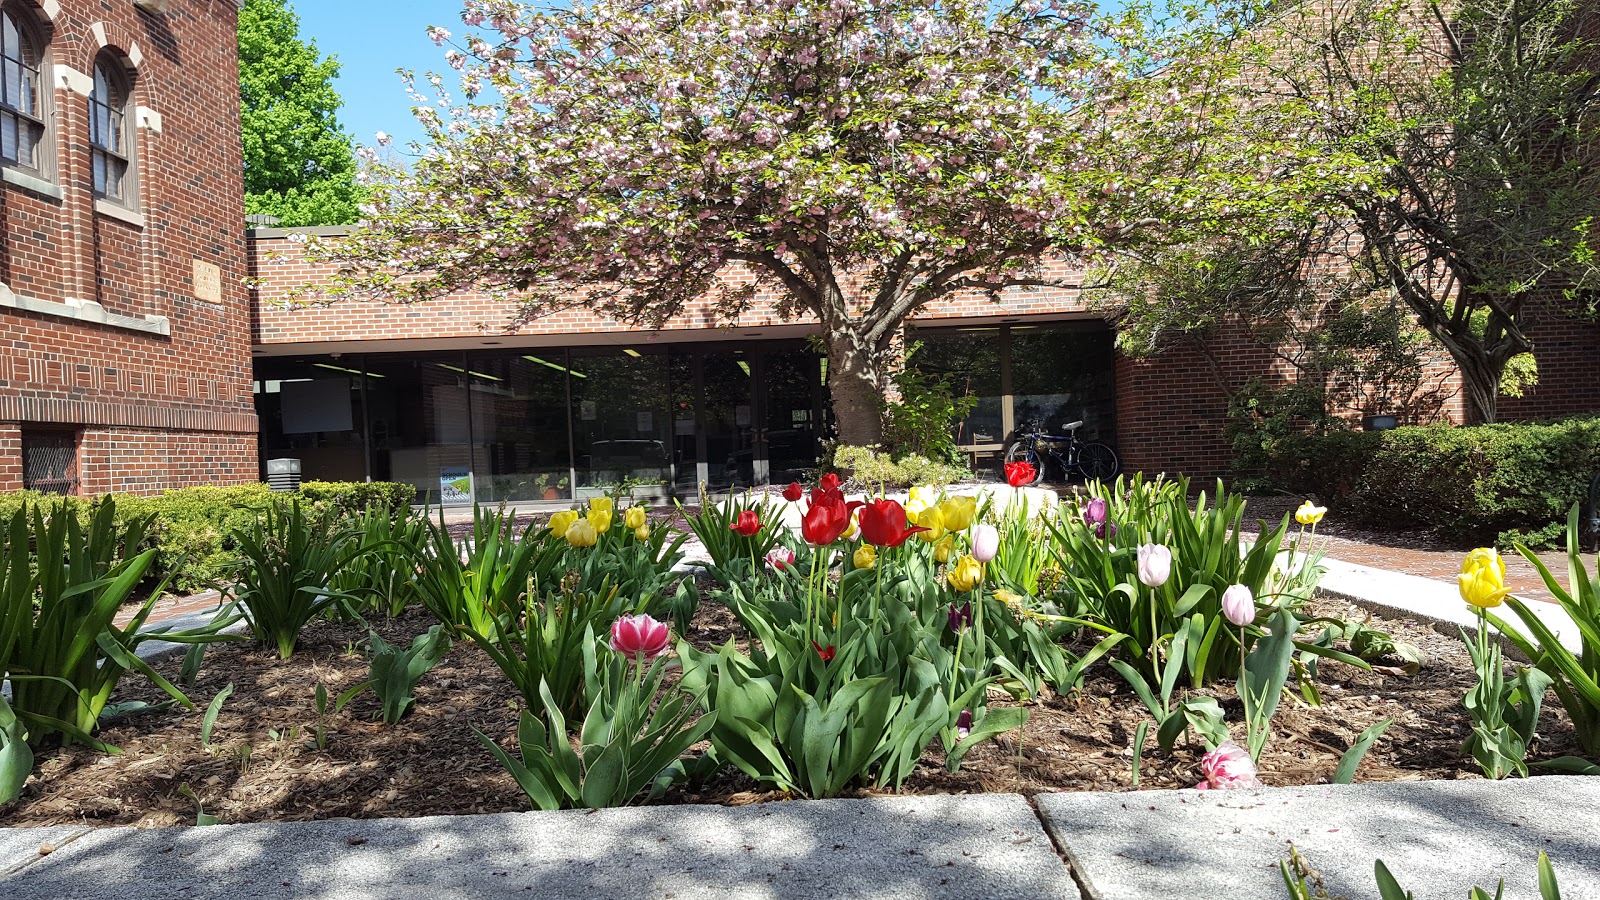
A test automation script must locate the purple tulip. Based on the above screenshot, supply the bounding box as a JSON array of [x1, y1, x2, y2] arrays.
[[1095, 521, 1117, 540], [955, 709, 973, 741], [947, 601, 973, 633], [1082, 497, 1108, 527], [970, 524, 1000, 562]]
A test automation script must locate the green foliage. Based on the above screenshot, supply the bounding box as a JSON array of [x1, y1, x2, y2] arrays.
[[228, 501, 357, 659], [0, 695, 31, 805], [0, 499, 237, 753], [1254, 418, 1600, 545], [410, 505, 563, 640], [1045, 475, 1343, 691], [832, 445, 971, 490], [883, 356, 978, 466], [1459, 621, 1550, 779], [364, 625, 452, 724], [0, 481, 417, 596], [1493, 505, 1600, 755], [479, 654, 715, 811], [328, 505, 430, 619], [1282, 850, 1564, 900], [238, 0, 364, 226], [676, 495, 783, 573]]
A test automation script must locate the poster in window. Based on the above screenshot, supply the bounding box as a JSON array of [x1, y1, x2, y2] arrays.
[[439, 467, 473, 504], [280, 379, 353, 434]]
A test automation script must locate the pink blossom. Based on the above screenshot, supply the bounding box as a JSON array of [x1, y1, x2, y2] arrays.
[[766, 547, 796, 571], [609, 614, 671, 661], [1194, 741, 1261, 790]]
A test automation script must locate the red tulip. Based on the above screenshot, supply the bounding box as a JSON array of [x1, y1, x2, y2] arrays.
[[819, 472, 841, 493], [782, 481, 803, 502], [811, 641, 835, 662], [800, 492, 860, 546], [857, 498, 928, 548], [1004, 461, 1037, 487], [730, 509, 761, 537]]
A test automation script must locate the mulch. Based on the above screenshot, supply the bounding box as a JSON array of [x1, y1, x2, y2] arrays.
[[3, 592, 1585, 829]]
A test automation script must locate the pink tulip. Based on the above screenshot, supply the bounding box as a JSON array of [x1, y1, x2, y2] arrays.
[[1221, 584, 1255, 627], [1136, 543, 1172, 588], [1194, 740, 1261, 790], [609, 614, 671, 661], [970, 524, 1000, 562], [766, 547, 796, 571]]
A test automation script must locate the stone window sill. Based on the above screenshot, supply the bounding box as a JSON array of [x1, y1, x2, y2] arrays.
[[94, 197, 146, 228], [0, 282, 169, 336], [2, 167, 64, 201]]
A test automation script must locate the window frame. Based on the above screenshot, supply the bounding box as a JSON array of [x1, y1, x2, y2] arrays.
[[89, 53, 136, 208], [0, 2, 50, 179]]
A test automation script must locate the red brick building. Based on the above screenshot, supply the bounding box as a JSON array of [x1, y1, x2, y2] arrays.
[[0, 0, 256, 496], [246, 227, 1600, 505]]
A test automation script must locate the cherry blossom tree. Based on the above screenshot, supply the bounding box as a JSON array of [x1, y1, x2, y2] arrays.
[[313, 0, 1276, 446]]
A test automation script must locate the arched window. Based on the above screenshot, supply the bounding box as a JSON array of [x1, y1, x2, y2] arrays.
[[89, 57, 132, 203], [0, 6, 45, 172]]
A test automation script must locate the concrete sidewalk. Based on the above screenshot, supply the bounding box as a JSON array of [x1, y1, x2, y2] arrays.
[[4, 779, 1597, 899]]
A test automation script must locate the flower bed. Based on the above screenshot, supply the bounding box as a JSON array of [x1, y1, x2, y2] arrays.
[[6, 594, 1580, 828], [3, 475, 1595, 826]]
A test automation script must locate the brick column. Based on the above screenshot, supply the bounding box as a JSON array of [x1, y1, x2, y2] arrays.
[[0, 424, 21, 491]]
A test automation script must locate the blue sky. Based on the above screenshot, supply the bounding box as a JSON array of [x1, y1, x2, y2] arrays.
[[292, 2, 464, 151]]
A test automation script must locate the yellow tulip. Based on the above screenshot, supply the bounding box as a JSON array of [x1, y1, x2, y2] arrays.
[[853, 544, 877, 570], [565, 519, 599, 548], [939, 495, 977, 532], [1295, 501, 1327, 526], [1462, 547, 1505, 580], [588, 509, 613, 533], [933, 534, 954, 564], [1459, 547, 1510, 609], [634, 524, 650, 541], [843, 511, 859, 541], [947, 554, 983, 592], [588, 496, 615, 515], [625, 506, 648, 530], [548, 509, 579, 538], [916, 505, 946, 543], [906, 484, 940, 517], [995, 589, 1024, 610]]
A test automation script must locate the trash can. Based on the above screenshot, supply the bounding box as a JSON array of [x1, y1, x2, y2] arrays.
[[266, 458, 301, 492]]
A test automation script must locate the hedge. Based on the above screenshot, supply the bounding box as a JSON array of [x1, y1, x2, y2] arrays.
[[1244, 417, 1600, 547], [0, 481, 416, 594]]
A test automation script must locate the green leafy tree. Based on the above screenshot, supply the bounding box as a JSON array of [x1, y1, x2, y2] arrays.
[[1113, 0, 1600, 424], [238, 0, 364, 226], [303, 0, 1294, 448]]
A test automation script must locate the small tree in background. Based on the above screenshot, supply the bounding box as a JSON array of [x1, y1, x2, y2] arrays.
[[306, 0, 1308, 448], [239, 0, 364, 226], [1112, 0, 1600, 424]]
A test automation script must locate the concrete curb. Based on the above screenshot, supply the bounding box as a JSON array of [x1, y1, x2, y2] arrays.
[[0, 795, 1081, 900], [1319, 556, 1583, 654], [1035, 776, 1600, 900]]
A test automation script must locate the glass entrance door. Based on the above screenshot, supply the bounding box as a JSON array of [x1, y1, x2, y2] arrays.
[[757, 348, 822, 485], [698, 349, 758, 491]]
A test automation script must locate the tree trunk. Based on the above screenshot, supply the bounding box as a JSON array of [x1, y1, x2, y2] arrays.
[[1454, 349, 1501, 425], [826, 325, 886, 448]]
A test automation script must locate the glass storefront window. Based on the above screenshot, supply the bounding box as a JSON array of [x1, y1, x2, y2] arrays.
[[908, 329, 1005, 447], [254, 358, 368, 482], [361, 353, 480, 506], [569, 349, 675, 496], [469, 353, 574, 502], [1010, 327, 1117, 443]]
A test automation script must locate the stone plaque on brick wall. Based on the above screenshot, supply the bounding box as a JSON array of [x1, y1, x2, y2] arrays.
[[193, 259, 221, 303]]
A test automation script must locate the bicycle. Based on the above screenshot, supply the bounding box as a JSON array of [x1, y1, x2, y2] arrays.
[[1002, 419, 1120, 485]]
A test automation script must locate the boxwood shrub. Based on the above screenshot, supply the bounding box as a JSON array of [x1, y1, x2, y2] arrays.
[[0, 480, 417, 594], [1242, 417, 1600, 547]]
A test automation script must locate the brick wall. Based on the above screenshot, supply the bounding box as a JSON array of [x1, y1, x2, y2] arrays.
[[1496, 300, 1600, 422], [0, 0, 257, 496]]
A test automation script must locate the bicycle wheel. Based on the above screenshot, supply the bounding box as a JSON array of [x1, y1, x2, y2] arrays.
[[1003, 442, 1047, 485], [1076, 441, 1120, 482]]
